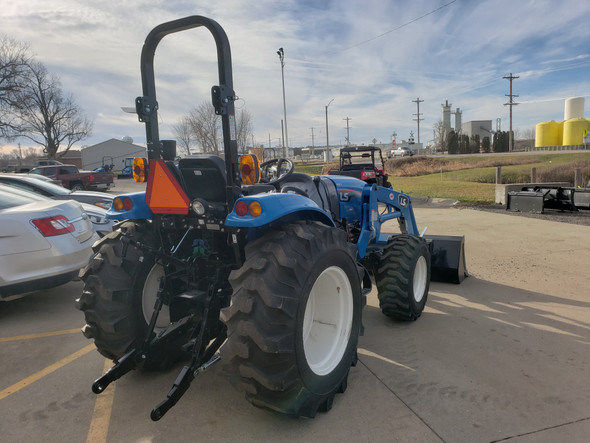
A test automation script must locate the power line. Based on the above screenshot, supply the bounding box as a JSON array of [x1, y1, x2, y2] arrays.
[[342, 0, 457, 51]]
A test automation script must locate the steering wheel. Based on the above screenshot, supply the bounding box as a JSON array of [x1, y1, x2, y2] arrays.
[[259, 158, 294, 188]]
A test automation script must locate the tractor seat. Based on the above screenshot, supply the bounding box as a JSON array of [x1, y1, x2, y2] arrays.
[[178, 155, 226, 202], [280, 173, 340, 220]]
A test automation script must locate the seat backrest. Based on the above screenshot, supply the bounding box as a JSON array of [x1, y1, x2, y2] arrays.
[[280, 173, 340, 221], [178, 155, 226, 202]]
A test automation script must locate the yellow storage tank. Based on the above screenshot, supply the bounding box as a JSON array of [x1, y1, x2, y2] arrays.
[[535, 120, 562, 147], [563, 118, 590, 146]]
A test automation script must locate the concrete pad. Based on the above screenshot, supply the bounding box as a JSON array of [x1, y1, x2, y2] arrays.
[[2, 206, 589, 442]]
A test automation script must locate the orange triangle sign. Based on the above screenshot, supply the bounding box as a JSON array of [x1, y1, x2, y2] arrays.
[[146, 160, 190, 214]]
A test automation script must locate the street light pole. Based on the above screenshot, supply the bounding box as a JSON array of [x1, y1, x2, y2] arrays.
[[277, 48, 289, 158], [325, 99, 334, 161]]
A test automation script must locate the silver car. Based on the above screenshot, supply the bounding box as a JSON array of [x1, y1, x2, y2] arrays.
[[0, 186, 99, 300], [0, 173, 113, 209]]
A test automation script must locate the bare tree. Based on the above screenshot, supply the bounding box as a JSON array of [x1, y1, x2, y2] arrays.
[[517, 127, 535, 141], [188, 102, 221, 154], [13, 61, 92, 159], [184, 101, 254, 156], [172, 115, 195, 156], [0, 35, 32, 138], [236, 108, 253, 154], [433, 119, 446, 151]]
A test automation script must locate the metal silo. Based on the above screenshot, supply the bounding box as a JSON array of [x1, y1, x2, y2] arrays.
[[442, 100, 452, 134]]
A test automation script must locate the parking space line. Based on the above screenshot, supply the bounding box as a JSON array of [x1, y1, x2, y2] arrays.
[[0, 328, 81, 343], [0, 343, 95, 401], [86, 359, 115, 443]]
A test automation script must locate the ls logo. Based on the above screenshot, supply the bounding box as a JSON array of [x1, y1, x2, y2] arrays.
[[339, 192, 350, 202], [398, 195, 409, 208]]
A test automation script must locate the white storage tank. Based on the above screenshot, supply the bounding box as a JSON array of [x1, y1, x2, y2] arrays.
[[564, 97, 585, 120]]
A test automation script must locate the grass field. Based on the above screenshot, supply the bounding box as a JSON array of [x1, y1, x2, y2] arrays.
[[302, 152, 590, 203]]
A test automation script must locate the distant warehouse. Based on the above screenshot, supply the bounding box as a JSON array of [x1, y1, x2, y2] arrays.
[[81, 138, 147, 172]]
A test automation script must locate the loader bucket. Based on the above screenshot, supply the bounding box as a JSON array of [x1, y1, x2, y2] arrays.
[[423, 235, 468, 284]]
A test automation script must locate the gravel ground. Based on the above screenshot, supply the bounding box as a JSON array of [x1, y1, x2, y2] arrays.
[[411, 196, 590, 226]]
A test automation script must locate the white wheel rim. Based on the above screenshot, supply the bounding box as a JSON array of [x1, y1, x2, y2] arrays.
[[413, 255, 428, 303], [142, 264, 170, 330], [302, 266, 353, 376]]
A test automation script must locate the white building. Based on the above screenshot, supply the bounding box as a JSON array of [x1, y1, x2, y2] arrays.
[[82, 138, 147, 171], [461, 120, 493, 140]]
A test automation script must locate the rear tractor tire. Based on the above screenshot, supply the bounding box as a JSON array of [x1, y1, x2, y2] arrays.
[[75, 221, 179, 370], [221, 221, 364, 418], [374, 234, 430, 321]]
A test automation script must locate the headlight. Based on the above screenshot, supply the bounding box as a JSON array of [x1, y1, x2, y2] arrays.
[[191, 199, 207, 216]]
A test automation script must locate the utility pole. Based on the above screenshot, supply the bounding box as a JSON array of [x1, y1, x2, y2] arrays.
[[503, 73, 519, 152], [343, 117, 352, 145], [412, 97, 424, 150], [310, 127, 315, 156], [277, 48, 289, 157], [325, 99, 334, 161]]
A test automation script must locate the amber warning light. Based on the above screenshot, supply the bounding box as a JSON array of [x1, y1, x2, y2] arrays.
[[133, 158, 149, 182]]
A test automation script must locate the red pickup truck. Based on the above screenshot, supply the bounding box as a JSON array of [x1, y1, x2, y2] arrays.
[[29, 164, 115, 192]]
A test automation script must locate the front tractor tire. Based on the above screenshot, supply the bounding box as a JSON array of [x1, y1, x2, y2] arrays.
[[75, 221, 177, 369], [374, 234, 431, 321], [221, 221, 363, 418]]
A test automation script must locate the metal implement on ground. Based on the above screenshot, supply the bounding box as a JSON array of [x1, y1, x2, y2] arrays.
[[507, 185, 590, 213], [75, 15, 467, 421]]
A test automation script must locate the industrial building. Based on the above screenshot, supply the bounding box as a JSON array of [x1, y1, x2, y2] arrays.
[[441, 99, 492, 141], [441, 100, 462, 134], [461, 120, 493, 140]]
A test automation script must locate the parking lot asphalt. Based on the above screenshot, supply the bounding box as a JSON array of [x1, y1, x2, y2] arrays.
[[1, 181, 589, 442]]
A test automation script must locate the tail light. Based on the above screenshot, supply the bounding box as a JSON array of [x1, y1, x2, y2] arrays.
[[234, 200, 262, 217], [361, 171, 376, 180], [32, 215, 75, 237], [89, 174, 95, 182], [113, 197, 133, 212]]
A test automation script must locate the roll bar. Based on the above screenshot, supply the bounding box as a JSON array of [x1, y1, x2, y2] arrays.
[[135, 15, 240, 191]]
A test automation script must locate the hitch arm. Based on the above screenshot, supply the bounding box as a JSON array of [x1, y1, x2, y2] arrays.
[[151, 365, 194, 421], [92, 347, 140, 394]]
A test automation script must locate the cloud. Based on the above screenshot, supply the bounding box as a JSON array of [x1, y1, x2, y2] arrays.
[[1, 0, 589, 151]]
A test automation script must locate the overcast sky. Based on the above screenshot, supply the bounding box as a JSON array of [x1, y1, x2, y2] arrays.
[[1, 0, 589, 152]]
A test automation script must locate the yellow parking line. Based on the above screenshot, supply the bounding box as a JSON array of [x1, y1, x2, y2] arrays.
[[0, 328, 81, 343], [0, 343, 95, 401], [86, 360, 116, 443]]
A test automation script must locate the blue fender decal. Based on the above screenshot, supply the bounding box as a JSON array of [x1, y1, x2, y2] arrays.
[[225, 193, 334, 227]]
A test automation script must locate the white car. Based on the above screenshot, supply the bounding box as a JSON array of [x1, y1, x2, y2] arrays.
[[0, 186, 99, 300], [0, 182, 114, 237]]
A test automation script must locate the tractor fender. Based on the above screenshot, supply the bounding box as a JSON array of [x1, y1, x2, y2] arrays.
[[106, 192, 153, 220], [225, 193, 335, 228]]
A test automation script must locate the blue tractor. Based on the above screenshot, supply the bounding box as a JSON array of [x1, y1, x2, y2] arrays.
[[76, 16, 466, 420]]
